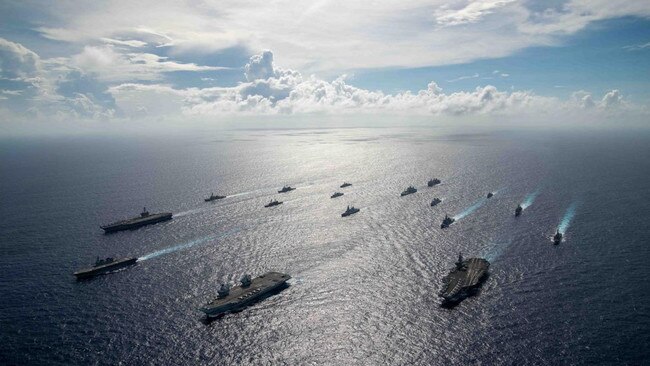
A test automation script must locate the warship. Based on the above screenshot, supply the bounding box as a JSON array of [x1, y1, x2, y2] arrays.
[[100, 207, 172, 233], [199, 272, 291, 317], [430, 198, 442, 207], [487, 192, 494, 198], [441, 214, 455, 228], [340, 182, 352, 188], [428, 178, 441, 187], [438, 253, 490, 305], [204, 193, 226, 202], [331, 192, 344, 198], [278, 186, 295, 193], [553, 231, 563, 245], [265, 199, 282, 207], [341, 205, 360, 217], [515, 205, 523, 217], [74, 256, 137, 279], [401, 186, 417, 196]]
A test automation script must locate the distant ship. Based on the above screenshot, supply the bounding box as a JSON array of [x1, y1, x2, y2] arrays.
[[100, 207, 172, 233], [428, 178, 441, 187], [265, 199, 282, 207], [278, 186, 296, 193], [199, 272, 291, 318], [204, 193, 226, 202], [401, 186, 417, 196], [340, 182, 352, 188], [487, 192, 494, 198], [438, 253, 490, 305], [74, 256, 137, 279], [341, 205, 360, 217], [331, 192, 344, 198], [430, 198, 442, 207], [441, 214, 455, 228], [515, 205, 523, 216], [553, 231, 563, 245]]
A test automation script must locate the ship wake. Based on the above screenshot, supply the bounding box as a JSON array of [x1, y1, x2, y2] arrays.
[[481, 239, 513, 263], [520, 189, 540, 209], [557, 201, 578, 235], [138, 228, 241, 261], [453, 198, 486, 221]]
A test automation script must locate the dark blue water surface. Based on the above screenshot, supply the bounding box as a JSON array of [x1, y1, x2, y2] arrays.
[[1, 126, 649, 365]]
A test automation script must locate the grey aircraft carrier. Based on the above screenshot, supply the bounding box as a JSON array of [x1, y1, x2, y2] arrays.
[[199, 272, 291, 317], [438, 254, 490, 304], [100, 207, 172, 233], [74, 257, 137, 279]]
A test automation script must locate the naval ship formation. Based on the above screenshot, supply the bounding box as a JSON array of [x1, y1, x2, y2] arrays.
[[75, 173, 576, 318], [100, 207, 172, 233]]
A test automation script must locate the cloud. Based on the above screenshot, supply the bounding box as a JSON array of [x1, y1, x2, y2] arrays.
[[70, 45, 227, 82], [19, 1, 650, 73], [0, 37, 41, 79], [447, 73, 480, 83], [434, 0, 517, 26], [0, 38, 119, 119], [100, 37, 148, 48], [623, 41, 650, 51], [105, 50, 641, 119]]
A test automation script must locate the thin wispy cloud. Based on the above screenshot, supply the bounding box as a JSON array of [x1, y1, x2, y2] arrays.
[[623, 42, 650, 51], [447, 73, 480, 83]]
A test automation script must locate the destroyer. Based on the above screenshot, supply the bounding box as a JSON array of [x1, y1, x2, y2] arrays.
[[401, 186, 417, 196], [340, 182, 352, 188], [438, 253, 490, 305], [74, 256, 137, 279], [265, 199, 282, 207], [430, 198, 442, 207], [199, 272, 291, 317], [428, 178, 441, 187], [441, 214, 455, 228], [278, 186, 295, 193], [553, 231, 563, 245], [331, 192, 344, 198], [204, 193, 226, 202], [100, 207, 172, 233], [515, 205, 523, 217], [341, 205, 360, 217]]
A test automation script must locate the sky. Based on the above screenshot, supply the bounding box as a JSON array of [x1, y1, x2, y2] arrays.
[[1, 0, 649, 132]]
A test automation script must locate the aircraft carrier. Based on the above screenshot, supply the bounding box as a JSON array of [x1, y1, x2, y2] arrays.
[[199, 272, 291, 317], [100, 207, 172, 233], [438, 254, 490, 305], [74, 257, 137, 279]]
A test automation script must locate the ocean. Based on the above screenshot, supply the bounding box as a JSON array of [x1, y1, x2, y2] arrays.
[[1, 126, 649, 365]]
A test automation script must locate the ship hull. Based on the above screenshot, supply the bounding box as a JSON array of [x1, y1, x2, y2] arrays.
[[74, 258, 138, 279], [341, 209, 359, 217], [204, 196, 225, 202], [101, 213, 172, 233]]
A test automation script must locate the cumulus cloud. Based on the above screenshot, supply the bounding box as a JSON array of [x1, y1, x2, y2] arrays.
[[0, 38, 119, 119], [106, 50, 639, 119], [0, 37, 41, 79]]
